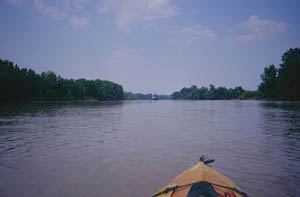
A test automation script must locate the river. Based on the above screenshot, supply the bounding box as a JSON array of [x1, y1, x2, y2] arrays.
[[0, 100, 299, 196]]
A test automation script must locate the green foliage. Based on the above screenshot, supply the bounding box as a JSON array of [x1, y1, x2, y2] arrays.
[[171, 85, 253, 100], [258, 64, 279, 98], [0, 59, 124, 102], [278, 48, 300, 100], [258, 48, 300, 100], [124, 92, 135, 100], [123, 92, 171, 100], [239, 91, 257, 99]]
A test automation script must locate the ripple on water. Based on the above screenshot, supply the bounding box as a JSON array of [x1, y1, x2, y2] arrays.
[[0, 100, 299, 197]]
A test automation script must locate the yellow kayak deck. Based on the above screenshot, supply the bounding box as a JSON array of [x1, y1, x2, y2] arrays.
[[153, 161, 245, 197]]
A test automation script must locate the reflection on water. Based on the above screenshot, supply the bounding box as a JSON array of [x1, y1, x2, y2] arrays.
[[0, 100, 299, 197]]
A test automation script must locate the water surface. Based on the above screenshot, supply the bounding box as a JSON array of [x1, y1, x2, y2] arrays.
[[0, 100, 299, 196]]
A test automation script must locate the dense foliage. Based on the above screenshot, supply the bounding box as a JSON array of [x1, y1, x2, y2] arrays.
[[0, 59, 124, 102], [258, 48, 300, 100], [124, 92, 170, 100], [1, 48, 298, 102], [171, 85, 256, 100]]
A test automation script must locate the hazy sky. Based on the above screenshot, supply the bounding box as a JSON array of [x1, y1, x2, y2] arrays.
[[1, 0, 299, 94]]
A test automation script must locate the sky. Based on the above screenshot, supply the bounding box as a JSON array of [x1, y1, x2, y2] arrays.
[[0, 0, 299, 94]]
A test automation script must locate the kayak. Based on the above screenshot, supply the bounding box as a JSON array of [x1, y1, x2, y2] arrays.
[[152, 156, 248, 197]]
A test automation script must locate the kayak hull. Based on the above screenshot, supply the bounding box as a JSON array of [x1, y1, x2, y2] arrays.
[[154, 161, 244, 197]]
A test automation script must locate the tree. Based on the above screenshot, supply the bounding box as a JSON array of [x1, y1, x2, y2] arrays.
[[257, 48, 300, 100], [240, 91, 257, 99], [124, 92, 135, 100], [171, 84, 252, 100], [0, 59, 124, 102], [258, 64, 278, 98], [171, 91, 181, 100], [278, 48, 300, 100]]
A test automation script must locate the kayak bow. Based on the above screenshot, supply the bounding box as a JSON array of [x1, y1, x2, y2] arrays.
[[153, 156, 248, 197]]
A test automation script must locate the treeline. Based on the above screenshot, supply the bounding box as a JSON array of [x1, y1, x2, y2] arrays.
[[258, 48, 300, 100], [124, 92, 171, 100], [171, 85, 256, 100], [0, 59, 124, 102], [1, 48, 298, 102], [171, 48, 299, 101]]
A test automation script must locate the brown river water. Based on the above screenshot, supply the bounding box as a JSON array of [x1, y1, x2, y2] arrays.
[[0, 100, 299, 197]]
